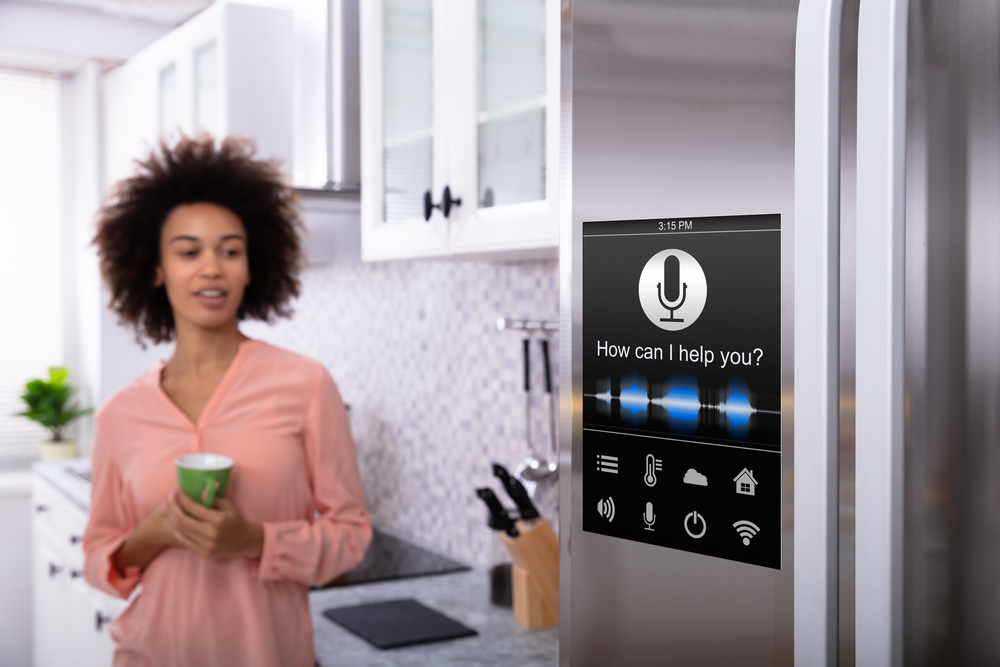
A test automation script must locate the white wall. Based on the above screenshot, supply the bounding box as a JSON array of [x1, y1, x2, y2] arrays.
[[63, 61, 172, 455]]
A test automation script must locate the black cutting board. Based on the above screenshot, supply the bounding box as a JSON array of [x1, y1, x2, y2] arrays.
[[322, 598, 478, 650]]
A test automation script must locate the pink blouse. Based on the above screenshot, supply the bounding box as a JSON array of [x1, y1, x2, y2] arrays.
[[83, 340, 372, 667]]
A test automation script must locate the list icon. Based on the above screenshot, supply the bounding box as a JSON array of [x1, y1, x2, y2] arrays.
[[597, 454, 619, 474]]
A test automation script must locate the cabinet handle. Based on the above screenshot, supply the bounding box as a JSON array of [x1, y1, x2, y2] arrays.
[[423, 186, 463, 221], [70, 569, 82, 579], [95, 611, 113, 632], [35, 504, 49, 513], [48, 563, 63, 579], [69, 535, 82, 545]]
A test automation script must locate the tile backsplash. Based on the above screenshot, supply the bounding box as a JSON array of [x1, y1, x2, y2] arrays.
[[242, 258, 559, 566]]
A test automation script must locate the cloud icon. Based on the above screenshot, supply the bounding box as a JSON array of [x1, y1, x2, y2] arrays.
[[683, 468, 708, 486]]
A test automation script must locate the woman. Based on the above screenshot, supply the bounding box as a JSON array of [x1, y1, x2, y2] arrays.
[[83, 136, 372, 667]]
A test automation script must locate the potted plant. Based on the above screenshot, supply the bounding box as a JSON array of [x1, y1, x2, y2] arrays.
[[16, 367, 92, 461]]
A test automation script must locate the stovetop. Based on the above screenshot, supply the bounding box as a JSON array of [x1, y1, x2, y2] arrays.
[[315, 530, 470, 589]]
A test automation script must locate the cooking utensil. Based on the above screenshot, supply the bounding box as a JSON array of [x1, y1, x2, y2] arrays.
[[475, 488, 519, 537], [516, 338, 557, 483], [540, 338, 557, 464], [492, 463, 541, 521]]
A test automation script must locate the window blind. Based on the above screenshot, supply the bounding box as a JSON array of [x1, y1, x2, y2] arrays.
[[0, 69, 64, 463]]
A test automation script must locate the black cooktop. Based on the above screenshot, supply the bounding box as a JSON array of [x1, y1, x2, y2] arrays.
[[315, 530, 470, 589]]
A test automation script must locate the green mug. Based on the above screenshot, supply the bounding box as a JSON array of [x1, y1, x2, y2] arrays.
[[175, 453, 234, 508]]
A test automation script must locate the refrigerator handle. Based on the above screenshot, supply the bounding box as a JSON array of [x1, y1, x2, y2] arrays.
[[793, 0, 844, 664], [855, 0, 909, 665]]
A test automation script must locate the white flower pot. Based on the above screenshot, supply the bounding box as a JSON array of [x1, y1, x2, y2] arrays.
[[41, 440, 77, 461]]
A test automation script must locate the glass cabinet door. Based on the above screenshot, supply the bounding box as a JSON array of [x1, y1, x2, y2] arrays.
[[360, 0, 558, 260], [477, 0, 546, 210], [383, 0, 434, 224]]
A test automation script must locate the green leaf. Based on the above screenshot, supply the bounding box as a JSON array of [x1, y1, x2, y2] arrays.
[[47, 367, 69, 388]]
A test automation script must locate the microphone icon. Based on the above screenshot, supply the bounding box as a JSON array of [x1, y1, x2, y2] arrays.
[[657, 254, 687, 322], [643, 502, 656, 531]]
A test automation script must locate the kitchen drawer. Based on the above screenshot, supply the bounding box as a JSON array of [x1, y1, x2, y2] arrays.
[[33, 477, 89, 561]]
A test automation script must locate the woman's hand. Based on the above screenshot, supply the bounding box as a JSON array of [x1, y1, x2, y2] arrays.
[[113, 502, 181, 573], [167, 491, 264, 560]]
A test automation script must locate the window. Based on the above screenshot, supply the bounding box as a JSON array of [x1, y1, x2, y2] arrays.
[[195, 41, 220, 136], [0, 69, 63, 463], [159, 63, 177, 137]]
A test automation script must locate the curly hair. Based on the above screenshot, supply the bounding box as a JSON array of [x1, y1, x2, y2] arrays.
[[93, 135, 304, 346]]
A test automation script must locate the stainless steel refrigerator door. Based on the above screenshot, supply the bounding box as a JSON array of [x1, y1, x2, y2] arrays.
[[562, 1, 800, 664], [857, 0, 1000, 663]]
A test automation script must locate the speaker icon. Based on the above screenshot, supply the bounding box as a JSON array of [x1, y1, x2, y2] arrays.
[[733, 520, 760, 545], [597, 497, 616, 522]]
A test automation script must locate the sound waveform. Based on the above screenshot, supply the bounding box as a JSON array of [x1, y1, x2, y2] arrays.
[[586, 374, 773, 437]]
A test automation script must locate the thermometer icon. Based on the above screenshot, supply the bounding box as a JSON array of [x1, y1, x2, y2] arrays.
[[644, 454, 662, 487]]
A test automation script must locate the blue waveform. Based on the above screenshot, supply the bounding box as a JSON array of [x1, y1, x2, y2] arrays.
[[619, 373, 649, 426], [588, 373, 761, 437], [661, 387, 700, 422], [719, 391, 753, 426], [619, 384, 649, 416]]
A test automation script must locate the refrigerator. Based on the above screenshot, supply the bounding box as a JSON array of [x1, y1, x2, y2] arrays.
[[557, 0, 1000, 664]]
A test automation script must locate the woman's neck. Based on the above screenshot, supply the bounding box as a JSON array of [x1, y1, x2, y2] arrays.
[[167, 320, 251, 378]]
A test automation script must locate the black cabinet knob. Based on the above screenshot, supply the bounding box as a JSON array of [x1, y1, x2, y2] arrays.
[[69, 535, 82, 545], [35, 504, 49, 513], [422, 186, 463, 221], [70, 569, 83, 579], [48, 563, 63, 579]]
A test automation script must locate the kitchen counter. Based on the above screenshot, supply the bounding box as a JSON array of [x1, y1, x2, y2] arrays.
[[310, 568, 558, 667]]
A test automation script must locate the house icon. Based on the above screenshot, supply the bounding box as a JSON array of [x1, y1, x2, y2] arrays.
[[734, 468, 757, 496]]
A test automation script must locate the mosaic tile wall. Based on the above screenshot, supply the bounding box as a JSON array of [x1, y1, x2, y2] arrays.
[[242, 259, 560, 566]]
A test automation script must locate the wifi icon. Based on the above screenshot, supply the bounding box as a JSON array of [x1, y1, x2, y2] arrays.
[[733, 520, 760, 545], [597, 497, 616, 522]]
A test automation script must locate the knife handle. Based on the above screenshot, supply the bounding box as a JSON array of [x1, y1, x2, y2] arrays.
[[523, 338, 531, 392], [540, 339, 552, 394], [476, 488, 519, 537], [492, 463, 541, 521]]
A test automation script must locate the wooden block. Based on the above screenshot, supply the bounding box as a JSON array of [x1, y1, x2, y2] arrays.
[[512, 563, 558, 628], [501, 519, 559, 619]]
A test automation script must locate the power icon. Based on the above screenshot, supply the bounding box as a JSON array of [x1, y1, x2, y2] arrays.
[[684, 511, 707, 539]]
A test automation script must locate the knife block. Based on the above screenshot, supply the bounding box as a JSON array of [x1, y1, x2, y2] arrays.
[[511, 564, 558, 628], [501, 519, 559, 628]]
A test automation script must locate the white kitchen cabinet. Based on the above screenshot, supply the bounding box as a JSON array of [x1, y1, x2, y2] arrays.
[[32, 474, 126, 667], [104, 1, 293, 187], [360, 0, 561, 261]]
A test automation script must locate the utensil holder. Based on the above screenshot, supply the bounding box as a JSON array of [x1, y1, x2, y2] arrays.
[[500, 518, 559, 628]]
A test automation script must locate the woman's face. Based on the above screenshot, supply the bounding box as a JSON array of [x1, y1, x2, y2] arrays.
[[155, 203, 250, 334]]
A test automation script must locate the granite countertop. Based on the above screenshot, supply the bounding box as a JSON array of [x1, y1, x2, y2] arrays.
[[310, 569, 558, 667]]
